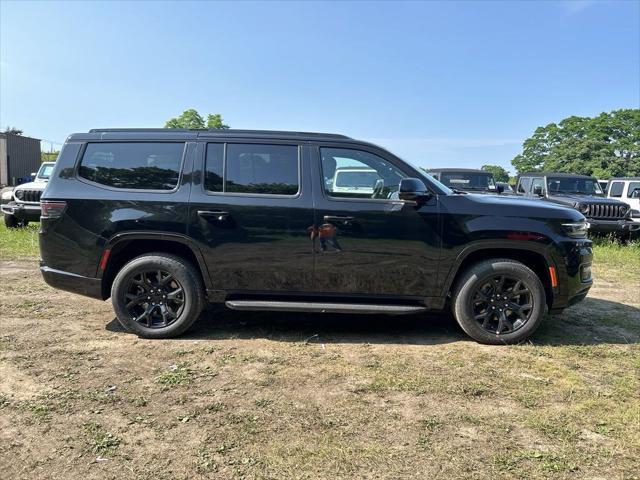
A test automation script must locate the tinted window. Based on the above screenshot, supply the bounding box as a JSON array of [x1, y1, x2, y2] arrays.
[[440, 172, 496, 191], [225, 144, 298, 195], [321, 147, 406, 199], [609, 182, 624, 197], [79, 143, 184, 190], [547, 177, 602, 195], [204, 143, 224, 192], [517, 177, 531, 193], [627, 182, 640, 198], [531, 177, 545, 193]]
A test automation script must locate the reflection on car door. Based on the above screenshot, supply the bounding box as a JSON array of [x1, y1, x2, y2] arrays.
[[188, 141, 316, 293], [311, 144, 441, 298]]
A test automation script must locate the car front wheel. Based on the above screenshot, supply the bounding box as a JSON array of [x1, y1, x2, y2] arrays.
[[4, 214, 27, 228], [111, 253, 205, 338], [452, 258, 547, 345]]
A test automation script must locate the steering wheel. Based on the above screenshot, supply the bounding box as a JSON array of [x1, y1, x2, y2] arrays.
[[371, 178, 385, 199]]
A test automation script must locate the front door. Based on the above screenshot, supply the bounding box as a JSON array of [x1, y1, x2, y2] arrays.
[[310, 145, 441, 299], [188, 140, 315, 294]]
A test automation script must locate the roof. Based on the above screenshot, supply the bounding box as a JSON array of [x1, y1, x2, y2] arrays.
[[608, 177, 640, 181], [427, 168, 489, 174], [84, 128, 351, 141], [0, 133, 41, 142], [518, 172, 595, 179]]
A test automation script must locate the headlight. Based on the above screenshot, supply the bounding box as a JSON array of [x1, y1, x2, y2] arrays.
[[14, 189, 24, 200], [619, 205, 629, 217], [562, 221, 589, 238], [576, 203, 589, 214]]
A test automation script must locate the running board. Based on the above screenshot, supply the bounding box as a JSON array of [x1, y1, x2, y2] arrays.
[[224, 300, 427, 315]]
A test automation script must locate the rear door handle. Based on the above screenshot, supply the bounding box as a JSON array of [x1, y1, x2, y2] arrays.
[[323, 215, 355, 223], [198, 210, 229, 221]]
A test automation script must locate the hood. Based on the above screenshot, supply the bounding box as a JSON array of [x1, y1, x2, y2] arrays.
[[14, 180, 48, 191], [461, 193, 584, 221], [547, 194, 626, 206]]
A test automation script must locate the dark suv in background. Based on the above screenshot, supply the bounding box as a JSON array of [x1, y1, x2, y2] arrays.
[[516, 172, 638, 237], [40, 129, 593, 344], [427, 168, 507, 194]]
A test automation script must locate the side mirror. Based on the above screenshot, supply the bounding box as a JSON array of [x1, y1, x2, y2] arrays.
[[496, 184, 505, 194], [533, 185, 543, 196], [399, 178, 431, 203]]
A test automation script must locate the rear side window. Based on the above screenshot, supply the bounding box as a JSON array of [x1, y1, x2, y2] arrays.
[[205, 143, 299, 195], [627, 182, 640, 198], [609, 182, 624, 197], [79, 143, 184, 190]]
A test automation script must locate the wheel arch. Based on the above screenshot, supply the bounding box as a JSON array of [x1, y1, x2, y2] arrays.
[[443, 243, 555, 309], [99, 233, 212, 300]]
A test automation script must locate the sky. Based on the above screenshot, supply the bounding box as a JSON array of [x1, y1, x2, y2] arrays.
[[1, 0, 638, 173]]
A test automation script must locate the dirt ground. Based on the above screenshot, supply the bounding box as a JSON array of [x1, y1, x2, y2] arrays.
[[0, 259, 638, 479]]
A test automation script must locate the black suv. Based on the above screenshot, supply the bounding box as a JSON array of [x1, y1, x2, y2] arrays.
[[40, 129, 593, 344], [427, 168, 507, 194], [515, 172, 638, 237]]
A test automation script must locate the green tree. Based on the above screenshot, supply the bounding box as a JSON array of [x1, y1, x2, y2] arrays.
[[42, 151, 60, 162], [164, 109, 229, 129], [511, 109, 640, 178], [481, 164, 510, 182]]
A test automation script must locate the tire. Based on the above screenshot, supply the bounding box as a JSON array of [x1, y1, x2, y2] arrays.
[[111, 253, 205, 339], [451, 258, 547, 345], [4, 214, 27, 228]]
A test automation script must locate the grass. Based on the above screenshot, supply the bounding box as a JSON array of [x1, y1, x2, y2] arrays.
[[0, 222, 40, 260]]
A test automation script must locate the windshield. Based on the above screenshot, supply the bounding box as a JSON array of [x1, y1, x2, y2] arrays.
[[440, 172, 496, 191], [547, 177, 603, 195], [335, 171, 380, 188], [38, 164, 55, 179]]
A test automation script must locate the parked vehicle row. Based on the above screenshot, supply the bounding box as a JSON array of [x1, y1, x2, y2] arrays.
[[36, 128, 594, 344], [1, 162, 55, 228]]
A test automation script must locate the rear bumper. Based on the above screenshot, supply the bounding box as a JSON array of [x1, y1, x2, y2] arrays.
[[1, 202, 41, 222], [587, 218, 640, 234], [40, 263, 103, 300]]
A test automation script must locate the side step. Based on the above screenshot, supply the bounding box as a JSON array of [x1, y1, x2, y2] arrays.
[[225, 300, 427, 315]]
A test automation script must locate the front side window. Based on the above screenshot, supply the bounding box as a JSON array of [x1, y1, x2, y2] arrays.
[[517, 177, 531, 193], [204, 143, 299, 195], [320, 147, 406, 199], [609, 181, 624, 197], [531, 178, 545, 194], [79, 142, 184, 190]]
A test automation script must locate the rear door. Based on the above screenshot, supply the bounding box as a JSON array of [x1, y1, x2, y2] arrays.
[[188, 139, 316, 294], [310, 144, 441, 298]]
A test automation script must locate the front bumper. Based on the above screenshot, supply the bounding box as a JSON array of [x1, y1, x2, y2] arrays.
[[1, 201, 41, 222], [40, 263, 103, 300], [587, 218, 640, 234], [549, 240, 593, 314]]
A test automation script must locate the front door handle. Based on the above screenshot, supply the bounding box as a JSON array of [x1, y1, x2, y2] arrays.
[[198, 210, 230, 221], [323, 215, 355, 223]]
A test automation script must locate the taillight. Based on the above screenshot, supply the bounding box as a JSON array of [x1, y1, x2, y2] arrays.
[[41, 200, 67, 218]]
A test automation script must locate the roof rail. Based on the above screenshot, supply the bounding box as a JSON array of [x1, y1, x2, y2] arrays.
[[88, 128, 352, 139]]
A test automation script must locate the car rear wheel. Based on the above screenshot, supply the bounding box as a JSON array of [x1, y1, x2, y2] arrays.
[[452, 259, 547, 345], [111, 253, 205, 338], [4, 214, 27, 228]]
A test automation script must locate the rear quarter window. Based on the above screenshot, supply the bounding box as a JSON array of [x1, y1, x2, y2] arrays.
[[78, 142, 185, 190]]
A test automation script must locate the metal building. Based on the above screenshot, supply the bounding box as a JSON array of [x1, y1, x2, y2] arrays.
[[0, 133, 42, 186]]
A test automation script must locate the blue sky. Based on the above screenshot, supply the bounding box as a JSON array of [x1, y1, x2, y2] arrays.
[[1, 0, 638, 173]]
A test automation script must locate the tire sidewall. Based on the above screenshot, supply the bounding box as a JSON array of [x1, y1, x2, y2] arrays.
[[454, 260, 547, 345], [111, 254, 203, 338]]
